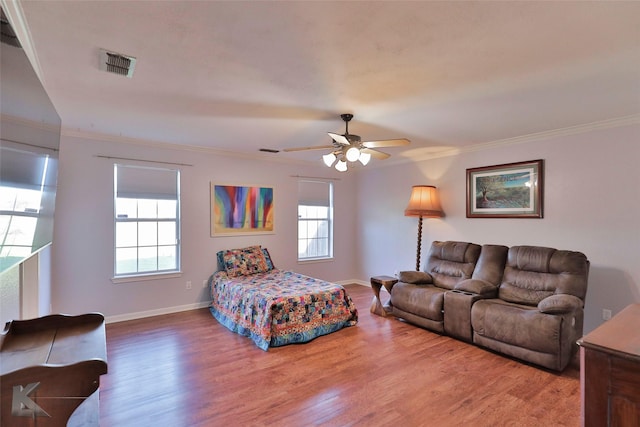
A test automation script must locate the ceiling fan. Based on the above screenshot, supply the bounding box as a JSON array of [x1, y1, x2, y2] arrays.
[[283, 113, 410, 171]]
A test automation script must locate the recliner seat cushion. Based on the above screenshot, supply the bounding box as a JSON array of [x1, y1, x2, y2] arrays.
[[471, 299, 562, 354], [391, 283, 445, 321]]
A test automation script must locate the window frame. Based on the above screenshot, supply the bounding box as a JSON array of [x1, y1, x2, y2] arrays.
[[297, 180, 333, 262], [113, 164, 181, 280]]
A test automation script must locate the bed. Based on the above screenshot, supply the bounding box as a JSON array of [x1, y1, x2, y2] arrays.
[[208, 246, 358, 350]]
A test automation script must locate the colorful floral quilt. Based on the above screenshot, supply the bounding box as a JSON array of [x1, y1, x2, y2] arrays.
[[209, 269, 358, 350]]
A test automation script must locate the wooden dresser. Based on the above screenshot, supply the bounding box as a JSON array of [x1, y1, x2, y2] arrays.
[[577, 304, 640, 427], [0, 313, 108, 427]]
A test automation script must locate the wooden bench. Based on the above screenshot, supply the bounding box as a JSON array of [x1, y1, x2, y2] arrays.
[[0, 313, 108, 426]]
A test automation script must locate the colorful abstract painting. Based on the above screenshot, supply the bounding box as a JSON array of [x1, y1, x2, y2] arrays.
[[211, 184, 274, 235]]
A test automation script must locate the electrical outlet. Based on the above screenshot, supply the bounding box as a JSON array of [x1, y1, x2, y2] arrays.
[[202, 279, 208, 288], [186, 281, 192, 290], [602, 309, 612, 321]]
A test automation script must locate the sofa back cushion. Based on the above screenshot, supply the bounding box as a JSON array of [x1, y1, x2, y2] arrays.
[[425, 241, 481, 290], [499, 246, 589, 306], [472, 244, 509, 286]]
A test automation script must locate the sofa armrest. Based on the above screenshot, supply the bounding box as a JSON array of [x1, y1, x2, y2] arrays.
[[398, 271, 433, 284], [454, 279, 497, 297], [538, 294, 584, 314]]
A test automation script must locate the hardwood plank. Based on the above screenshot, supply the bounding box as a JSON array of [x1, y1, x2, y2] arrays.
[[101, 284, 580, 426]]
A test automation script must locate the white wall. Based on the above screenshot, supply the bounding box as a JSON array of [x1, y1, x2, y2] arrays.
[[51, 134, 358, 319], [51, 123, 640, 332], [356, 123, 640, 334]]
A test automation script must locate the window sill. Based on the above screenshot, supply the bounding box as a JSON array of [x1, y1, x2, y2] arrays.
[[112, 271, 182, 284], [297, 257, 334, 265]]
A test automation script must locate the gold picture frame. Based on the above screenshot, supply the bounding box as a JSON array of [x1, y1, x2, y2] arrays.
[[210, 183, 275, 236]]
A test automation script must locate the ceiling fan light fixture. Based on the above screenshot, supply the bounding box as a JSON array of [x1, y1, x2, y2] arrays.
[[285, 113, 408, 170], [358, 151, 371, 166], [322, 152, 337, 167], [345, 146, 360, 162]]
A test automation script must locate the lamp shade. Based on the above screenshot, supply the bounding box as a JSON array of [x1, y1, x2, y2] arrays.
[[322, 152, 336, 167], [335, 160, 348, 172], [404, 185, 444, 217], [358, 151, 371, 166]]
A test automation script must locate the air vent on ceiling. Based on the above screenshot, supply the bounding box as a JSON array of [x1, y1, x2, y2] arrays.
[[99, 48, 136, 78], [1, 9, 21, 47]]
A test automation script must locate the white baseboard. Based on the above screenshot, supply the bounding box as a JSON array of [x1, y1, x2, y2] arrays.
[[106, 301, 210, 324]]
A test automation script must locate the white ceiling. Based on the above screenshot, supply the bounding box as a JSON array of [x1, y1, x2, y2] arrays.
[[5, 1, 640, 167]]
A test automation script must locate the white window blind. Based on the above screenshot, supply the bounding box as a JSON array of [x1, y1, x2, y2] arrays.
[[116, 165, 178, 200], [298, 180, 331, 207]]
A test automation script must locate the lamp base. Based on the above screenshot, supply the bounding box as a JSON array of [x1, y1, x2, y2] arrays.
[[415, 215, 423, 271]]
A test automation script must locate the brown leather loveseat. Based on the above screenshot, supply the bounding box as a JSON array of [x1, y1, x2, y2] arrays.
[[389, 241, 590, 371]]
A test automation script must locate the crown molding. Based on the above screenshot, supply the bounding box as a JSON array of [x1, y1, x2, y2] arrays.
[[460, 114, 640, 155], [60, 113, 639, 169], [378, 113, 640, 168], [60, 126, 311, 166], [1, 0, 45, 86], [1, 113, 59, 132]]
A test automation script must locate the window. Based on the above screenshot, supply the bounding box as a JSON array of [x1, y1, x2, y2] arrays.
[[0, 150, 52, 273], [0, 186, 42, 270], [297, 180, 333, 261], [114, 164, 180, 277]]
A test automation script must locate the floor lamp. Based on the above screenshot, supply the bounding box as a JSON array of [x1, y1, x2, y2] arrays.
[[404, 185, 444, 271]]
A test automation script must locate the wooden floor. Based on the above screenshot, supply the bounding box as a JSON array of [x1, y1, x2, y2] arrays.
[[101, 284, 580, 427]]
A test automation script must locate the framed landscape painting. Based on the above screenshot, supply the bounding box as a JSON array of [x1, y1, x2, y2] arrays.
[[211, 183, 274, 236], [466, 159, 543, 218]]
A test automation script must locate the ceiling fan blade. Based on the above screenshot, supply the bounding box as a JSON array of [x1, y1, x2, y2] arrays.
[[362, 138, 410, 148], [328, 132, 350, 146], [362, 148, 391, 160], [282, 144, 336, 152]]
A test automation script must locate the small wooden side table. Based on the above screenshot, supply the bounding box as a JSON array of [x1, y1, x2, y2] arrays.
[[370, 275, 398, 317]]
